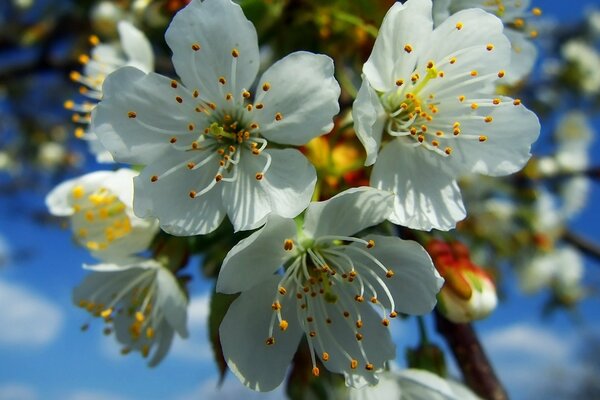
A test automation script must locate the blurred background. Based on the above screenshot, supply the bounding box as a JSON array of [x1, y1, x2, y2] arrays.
[[0, 0, 600, 399]]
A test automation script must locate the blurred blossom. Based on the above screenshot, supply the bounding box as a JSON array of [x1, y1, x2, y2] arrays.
[[554, 111, 593, 173], [45, 169, 159, 262], [74, 258, 188, 366], [67, 20, 154, 163], [427, 240, 497, 323], [37, 141, 66, 170], [561, 40, 600, 95], [587, 9, 600, 38], [90, 1, 127, 36]]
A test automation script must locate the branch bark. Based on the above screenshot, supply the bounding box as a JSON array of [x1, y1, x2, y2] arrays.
[[435, 311, 508, 400], [563, 230, 600, 263]]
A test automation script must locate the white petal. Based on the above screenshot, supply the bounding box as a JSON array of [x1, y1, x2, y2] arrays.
[[155, 267, 189, 338], [304, 187, 394, 239], [259, 149, 316, 219], [220, 276, 303, 392], [504, 29, 537, 84], [396, 369, 470, 400], [363, 0, 432, 91], [118, 21, 154, 73], [148, 320, 176, 367], [93, 67, 207, 165], [253, 51, 340, 146], [353, 235, 443, 315], [165, 0, 259, 101], [432, 0, 451, 26], [352, 79, 387, 166], [371, 139, 466, 231], [217, 215, 297, 294], [134, 151, 226, 236], [45, 170, 112, 216], [311, 299, 395, 388], [447, 100, 540, 177]]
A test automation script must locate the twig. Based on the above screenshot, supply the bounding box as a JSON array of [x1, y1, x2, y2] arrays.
[[435, 311, 508, 400], [563, 230, 600, 262]]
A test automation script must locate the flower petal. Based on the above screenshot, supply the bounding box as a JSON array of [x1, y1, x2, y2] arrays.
[[118, 21, 154, 73], [352, 79, 387, 166], [134, 150, 226, 236], [504, 29, 537, 84], [93, 67, 207, 165], [363, 1, 432, 91], [303, 187, 394, 239], [156, 267, 189, 338], [220, 276, 303, 391], [217, 215, 297, 294], [165, 0, 259, 102], [46, 170, 112, 216], [371, 139, 466, 231], [352, 235, 443, 315], [252, 51, 340, 146]]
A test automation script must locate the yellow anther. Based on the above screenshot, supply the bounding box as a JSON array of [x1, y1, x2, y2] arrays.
[[170, 80, 178, 88], [192, 43, 201, 51], [382, 318, 390, 327], [486, 44, 494, 51], [404, 44, 413, 53], [365, 363, 374, 371], [72, 185, 85, 199], [390, 311, 398, 318], [445, 147, 453, 155], [192, 89, 199, 98], [279, 320, 288, 331], [150, 175, 159, 183], [513, 99, 522, 106], [262, 82, 271, 91], [100, 308, 112, 318], [470, 70, 478, 77], [493, 98, 501, 105], [215, 174, 223, 182], [498, 70, 505, 78], [479, 135, 488, 142], [279, 287, 287, 295], [350, 359, 358, 369], [127, 111, 137, 119], [484, 116, 493, 123], [74, 127, 85, 138], [141, 344, 150, 358], [69, 71, 81, 81], [218, 76, 226, 85], [426, 60, 434, 69], [471, 103, 479, 110], [356, 320, 363, 329], [309, 331, 316, 337], [146, 327, 155, 339], [438, 71, 445, 78], [89, 35, 100, 46], [367, 239, 375, 248], [431, 140, 440, 147], [284, 239, 294, 251], [514, 18, 525, 28], [322, 352, 330, 361], [354, 295, 364, 303], [135, 311, 145, 322], [271, 301, 281, 311], [458, 95, 465, 102], [312, 367, 320, 377], [255, 173, 264, 181], [265, 337, 275, 345], [532, 7, 542, 16], [275, 112, 283, 121], [456, 22, 463, 30], [436, 131, 444, 137], [395, 79, 404, 86], [355, 333, 363, 341], [450, 57, 457, 64], [530, 30, 538, 39], [231, 48, 239, 57], [175, 96, 183, 104]]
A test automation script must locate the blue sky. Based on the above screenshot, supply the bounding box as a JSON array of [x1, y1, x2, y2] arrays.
[[1, 1, 600, 400]]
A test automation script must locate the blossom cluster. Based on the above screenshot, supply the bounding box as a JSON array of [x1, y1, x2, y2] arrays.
[[45, 0, 551, 395]]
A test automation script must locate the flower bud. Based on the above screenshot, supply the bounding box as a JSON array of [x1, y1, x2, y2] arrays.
[[427, 240, 497, 323]]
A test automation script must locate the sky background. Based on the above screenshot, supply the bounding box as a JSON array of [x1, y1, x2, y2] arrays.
[[1, 1, 600, 399]]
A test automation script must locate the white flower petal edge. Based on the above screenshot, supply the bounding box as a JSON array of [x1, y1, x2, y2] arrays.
[[118, 20, 154, 73], [303, 187, 394, 239], [74, 259, 188, 366], [93, 0, 340, 235], [353, 0, 539, 231], [217, 188, 442, 390]]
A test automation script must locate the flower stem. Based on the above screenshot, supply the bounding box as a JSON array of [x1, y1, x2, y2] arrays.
[[434, 311, 508, 400], [331, 11, 379, 38]]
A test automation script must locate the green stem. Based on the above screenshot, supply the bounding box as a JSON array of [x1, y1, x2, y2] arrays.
[[332, 10, 379, 38], [417, 315, 430, 345]]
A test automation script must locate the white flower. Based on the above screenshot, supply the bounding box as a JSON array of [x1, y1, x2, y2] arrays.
[[73, 258, 188, 366], [554, 111, 593, 173], [350, 369, 481, 400], [92, 0, 340, 235], [561, 40, 600, 95], [433, 0, 540, 84], [353, 0, 539, 231], [46, 168, 159, 261], [67, 20, 154, 163], [216, 188, 443, 391]]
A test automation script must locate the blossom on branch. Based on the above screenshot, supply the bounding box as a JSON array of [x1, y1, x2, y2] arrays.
[[45, 168, 159, 261], [92, 0, 340, 235], [353, 0, 540, 231], [216, 187, 443, 391], [73, 258, 188, 366]]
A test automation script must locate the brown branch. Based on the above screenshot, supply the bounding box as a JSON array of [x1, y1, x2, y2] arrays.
[[435, 311, 508, 400], [563, 230, 600, 263]]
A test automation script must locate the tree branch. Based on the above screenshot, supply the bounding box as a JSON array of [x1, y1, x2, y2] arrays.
[[435, 312, 508, 400], [563, 230, 600, 263]]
